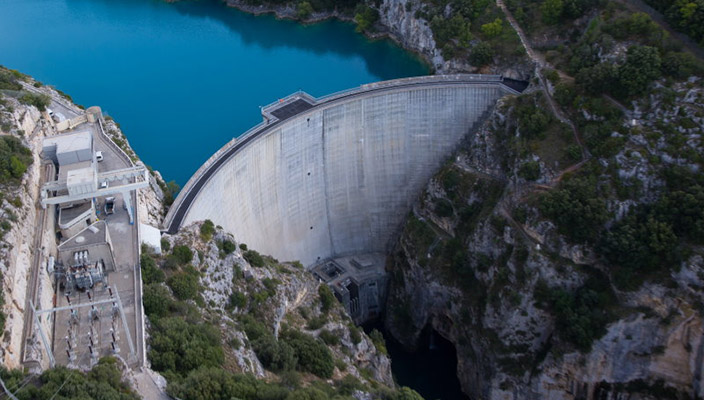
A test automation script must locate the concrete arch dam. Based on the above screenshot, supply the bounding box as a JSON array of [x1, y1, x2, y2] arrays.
[[164, 75, 523, 266]]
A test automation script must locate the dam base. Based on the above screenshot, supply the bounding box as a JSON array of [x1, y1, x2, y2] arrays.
[[311, 253, 387, 325]]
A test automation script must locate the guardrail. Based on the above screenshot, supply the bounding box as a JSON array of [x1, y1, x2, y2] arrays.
[[97, 117, 135, 168]]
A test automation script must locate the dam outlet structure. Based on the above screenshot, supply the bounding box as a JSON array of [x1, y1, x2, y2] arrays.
[[164, 74, 523, 321]]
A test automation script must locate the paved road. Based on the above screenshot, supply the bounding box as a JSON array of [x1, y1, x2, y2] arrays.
[[164, 76, 525, 234]]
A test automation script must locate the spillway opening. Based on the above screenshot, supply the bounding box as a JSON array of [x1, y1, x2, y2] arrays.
[[365, 323, 470, 400]]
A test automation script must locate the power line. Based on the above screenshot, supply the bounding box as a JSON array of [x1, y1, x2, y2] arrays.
[[0, 376, 19, 400]]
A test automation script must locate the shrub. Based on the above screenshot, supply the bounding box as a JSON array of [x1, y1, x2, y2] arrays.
[[221, 239, 236, 255], [318, 284, 336, 314], [297, 1, 314, 19], [143, 283, 173, 320], [369, 329, 388, 355], [470, 42, 494, 66], [141, 253, 165, 285], [163, 181, 180, 206], [228, 291, 247, 309], [282, 330, 335, 378], [306, 314, 328, 330], [167, 266, 201, 301], [481, 18, 503, 38], [200, 219, 215, 241], [244, 250, 265, 267], [19, 92, 50, 111], [354, 4, 379, 32], [0, 136, 32, 183], [535, 276, 614, 351], [541, 0, 564, 24], [349, 325, 362, 345], [540, 175, 609, 243], [319, 329, 340, 346], [172, 245, 193, 265], [149, 317, 224, 377], [518, 161, 541, 181], [161, 237, 171, 252]]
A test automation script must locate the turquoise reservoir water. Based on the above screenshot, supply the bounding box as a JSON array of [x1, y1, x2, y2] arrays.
[[0, 0, 428, 184]]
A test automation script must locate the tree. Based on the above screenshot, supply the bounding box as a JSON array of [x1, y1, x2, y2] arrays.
[[481, 18, 503, 38], [354, 4, 379, 32], [9, 155, 26, 178], [149, 317, 224, 376], [297, 1, 314, 19], [167, 266, 201, 301], [143, 284, 173, 319], [541, 0, 564, 24], [282, 330, 334, 378], [172, 245, 193, 265], [540, 176, 610, 243], [141, 253, 165, 285], [617, 45, 662, 97], [470, 42, 494, 66]]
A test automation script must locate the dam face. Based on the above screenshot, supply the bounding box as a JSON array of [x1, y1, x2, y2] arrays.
[[166, 75, 518, 266]]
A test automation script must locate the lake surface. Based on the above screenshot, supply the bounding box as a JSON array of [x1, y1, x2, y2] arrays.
[[0, 0, 428, 184]]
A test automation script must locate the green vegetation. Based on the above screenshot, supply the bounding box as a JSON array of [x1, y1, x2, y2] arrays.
[[242, 316, 335, 378], [318, 284, 336, 313], [160, 180, 180, 207], [354, 4, 379, 32], [369, 329, 388, 355], [244, 249, 266, 267], [535, 274, 615, 351], [297, 1, 314, 18], [200, 219, 215, 241], [149, 316, 224, 378], [0, 66, 23, 91], [0, 357, 139, 399], [19, 92, 50, 111], [0, 136, 33, 183], [643, 0, 704, 45], [141, 251, 165, 285], [539, 174, 610, 243], [172, 244, 194, 264], [167, 265, 201, 301]]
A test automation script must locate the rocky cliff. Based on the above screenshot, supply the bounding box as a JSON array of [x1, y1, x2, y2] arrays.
[[0, 82, 56, 369], [159, 223, 395, 387], [385, 77, 704, 399]]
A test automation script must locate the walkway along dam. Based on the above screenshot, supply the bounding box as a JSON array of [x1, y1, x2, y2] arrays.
[[164, 75, 524, 266]]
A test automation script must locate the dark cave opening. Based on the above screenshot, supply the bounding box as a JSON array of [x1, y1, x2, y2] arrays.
[[365, 323, 470, 400]]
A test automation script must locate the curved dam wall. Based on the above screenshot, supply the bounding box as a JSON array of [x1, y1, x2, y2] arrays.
[[167, 75, 519, 266]]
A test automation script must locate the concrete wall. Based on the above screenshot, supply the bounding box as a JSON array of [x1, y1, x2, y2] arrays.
[[182, 84, 507, 266]]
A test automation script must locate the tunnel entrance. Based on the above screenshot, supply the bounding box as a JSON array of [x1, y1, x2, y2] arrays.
[[365, 323, 470, 400]]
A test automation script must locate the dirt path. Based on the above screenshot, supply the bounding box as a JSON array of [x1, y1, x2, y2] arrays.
[[496, 0, 588, 159]]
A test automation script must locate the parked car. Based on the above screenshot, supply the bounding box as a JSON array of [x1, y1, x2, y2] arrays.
[[96, 151, 104, 162], [100, 180, 108, 189], [104, 197, 115, 215]]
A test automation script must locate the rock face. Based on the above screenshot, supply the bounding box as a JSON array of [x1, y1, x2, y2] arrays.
[[0, 93, 54, 369], [161, 223, 395, 387], [384, 85, 704, 399], [376, 0, 445, 72]]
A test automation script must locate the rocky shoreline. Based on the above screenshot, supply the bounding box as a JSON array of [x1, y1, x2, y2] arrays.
[[221, 0, 456, 73]]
